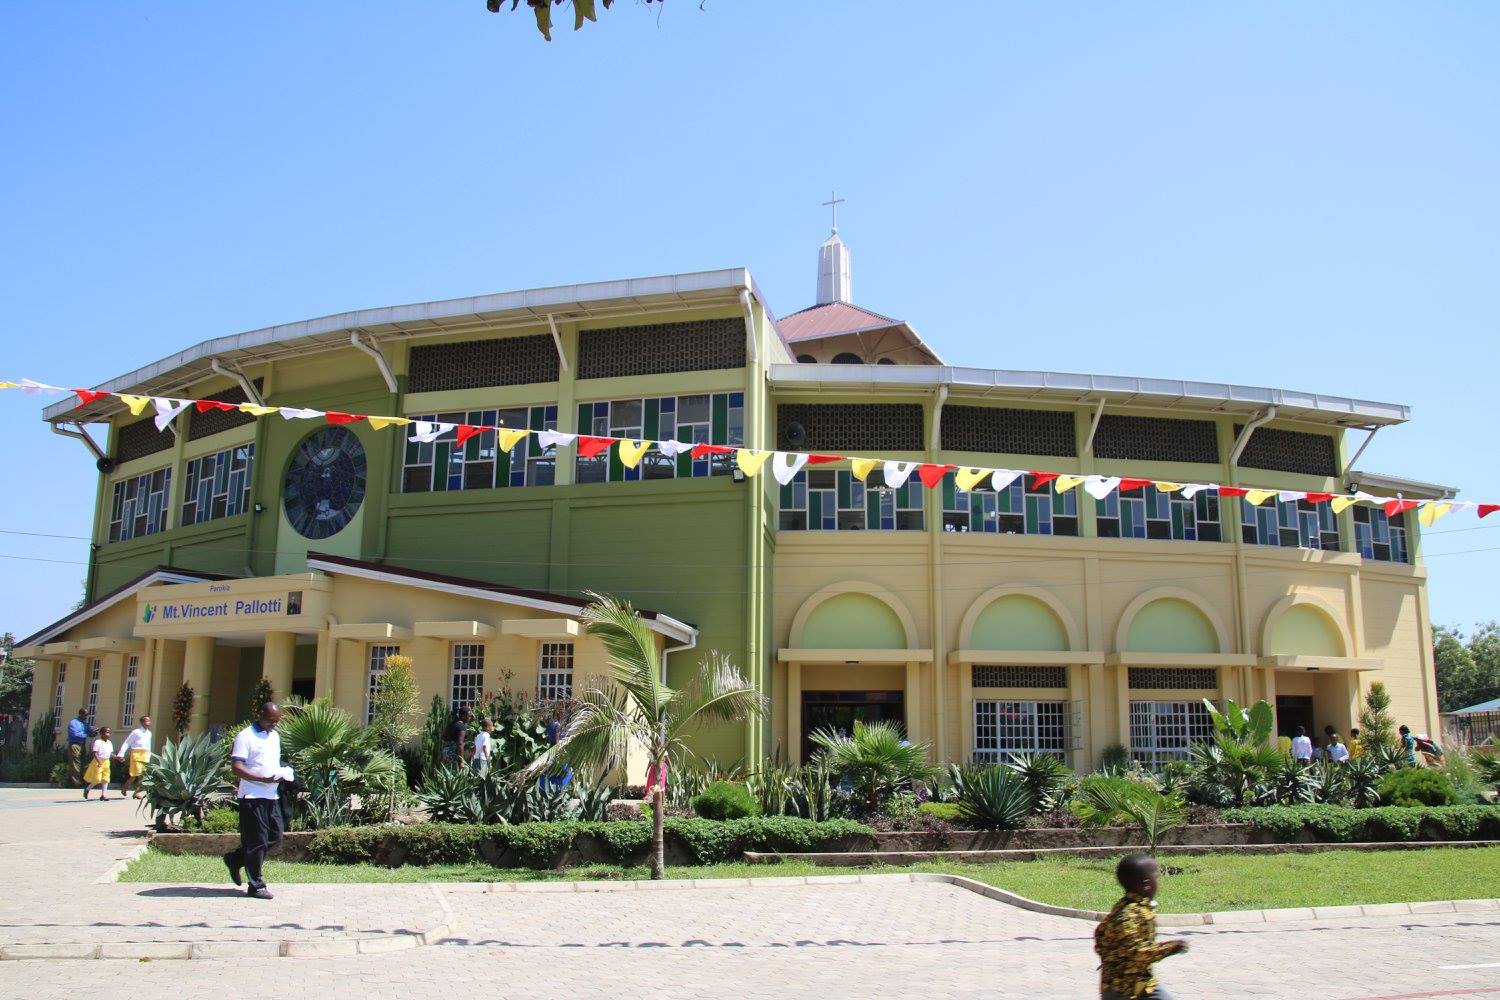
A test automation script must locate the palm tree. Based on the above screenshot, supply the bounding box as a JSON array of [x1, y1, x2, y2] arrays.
[[809, 720, 936, 814], [520, 593, 765, 879]]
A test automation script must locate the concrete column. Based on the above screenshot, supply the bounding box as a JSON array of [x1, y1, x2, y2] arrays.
[[958, 662, 974, 763], [786, 662, 802, 764], [1068, 663, 1089, 771], [904, 661, 923, 751], [262, 631, 296, 704], [314, 630, 337, 703], [1115, 665, 1132, 755], [182, 636, 215, 735], [1262, 667, 1278, 720]]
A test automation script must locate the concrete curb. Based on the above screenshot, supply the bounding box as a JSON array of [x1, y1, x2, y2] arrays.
[[0, 884, 458, 962], [94, 842, 149, 885]]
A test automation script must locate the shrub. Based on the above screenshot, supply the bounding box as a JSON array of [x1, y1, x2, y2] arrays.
[[917, 801, 963, 822], [1006, 752, 1071, 814], [1072, 775, 1186, 853], [810, 721, 936, 814], [1378, 768, 1458, 807], [184, 805, 241, 833], [0, 748, 65, 783], [1099, 744, 1131, 773], [1221, 803, 1500, 842], [949, 764, 1032, 829], [692, 781, 761, 820]]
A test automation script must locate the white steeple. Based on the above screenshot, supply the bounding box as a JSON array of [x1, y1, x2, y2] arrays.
[[816, 191, 852, 305]]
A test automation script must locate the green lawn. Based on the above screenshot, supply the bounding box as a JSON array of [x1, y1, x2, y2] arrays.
[[121, 846, 1500, 913]]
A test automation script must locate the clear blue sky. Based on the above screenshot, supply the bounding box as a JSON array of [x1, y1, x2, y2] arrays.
[[2, 2, 1497, 640]]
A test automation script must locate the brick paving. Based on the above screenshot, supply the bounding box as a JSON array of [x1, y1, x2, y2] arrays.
[[2, 788, 1498, 997]]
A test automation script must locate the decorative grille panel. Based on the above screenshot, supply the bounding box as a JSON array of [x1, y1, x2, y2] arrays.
[[972, 665, 1068, 688], [1127, 667, 1217, 690], [187, 382, 261, 442], [1234, 425, 1338, 476], [939, 405, 1077, 457], [577, 318, 744, 380], [777, 403, 923, 452], [1094, 415, 1219, 463], [409, 335, 559, 392], [113, 419, 173, 464]]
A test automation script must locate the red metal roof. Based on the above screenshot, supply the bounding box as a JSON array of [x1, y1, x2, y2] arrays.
[[777, 301, 906, 342]]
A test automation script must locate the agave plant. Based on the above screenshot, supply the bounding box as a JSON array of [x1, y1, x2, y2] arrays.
[[417, 765, 483, 823], [1007, 751, 1071, 813], [1260, 755, 1319, 806], [572, 778, 614, 821], [1071, 775, 1186, 854], [1474, 751, 1500, 793], [1343, 755, 1384, 807], [948, 763, 1033, 829], [137, 733, 232, 830], [747, 750, 800, 817], [797, 756, 838, 821], [809, 720, 936, 814]]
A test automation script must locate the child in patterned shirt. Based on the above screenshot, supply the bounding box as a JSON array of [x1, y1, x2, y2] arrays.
[[1095, 853, 1188, 999]]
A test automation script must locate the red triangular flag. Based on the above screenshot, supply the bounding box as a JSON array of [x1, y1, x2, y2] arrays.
[[73, 389, 109, 406], [324, 411, 363, 425], [1384, 498, 1418, 517], [1479, 504, 1500, 519], [1029, 471, 1060, 489], [1304, 492, 1334, 504], [195, 399, 238, 413], [918, 463, 957, 489], [689, 443, 734, 460], [577, 436, 614, 458], [1117, 478, 1152, 493], [1218, 486, 1249, 498], [806, 454, 845, 466], [453, 424, 482, 447]]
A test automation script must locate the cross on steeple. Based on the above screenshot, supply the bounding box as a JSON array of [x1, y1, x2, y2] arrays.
[[822, 190, 845, 234]]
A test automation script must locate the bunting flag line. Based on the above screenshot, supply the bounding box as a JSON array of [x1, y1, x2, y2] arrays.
[[5, 375, 1490, 520]]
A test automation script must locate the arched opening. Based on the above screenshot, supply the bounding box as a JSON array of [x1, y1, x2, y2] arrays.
[[1124, 598, 1219, 654], [831, 352, 864, 365], [876, 357, 896, 366], [799, 592, 907, 649], [969, 595, 1069, 651], [1268, 604, 1345, 657], [796, 354, 817, 364]]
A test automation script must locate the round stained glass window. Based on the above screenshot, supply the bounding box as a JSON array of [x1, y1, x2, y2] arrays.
[[282, 426, 367, 540]]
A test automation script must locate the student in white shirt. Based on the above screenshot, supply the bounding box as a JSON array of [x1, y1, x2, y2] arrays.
[[223, 702, 293, 900], [1289, 726, 1314, 763], [471, 718, 494, 776], [115, 716, 153, 799], [82, 727, 114, 800], [1327, 734, 1351, 763]]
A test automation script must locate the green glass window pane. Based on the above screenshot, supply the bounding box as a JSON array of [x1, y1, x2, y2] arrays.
[[998, 487, 1016, 514], [711, 393, 728, 445], [496, 446, 511, 486], [1171, 503, 1183, 538], [434, 442, 451, 491], [866, 488, 880, 527], [810, 491, 823, 525], [1095, 497, 1108, 517], [837, 472, 851, 509], [577, 403, 591, 434], [404, 440, 419, 464], [969, 493, 983, 529], [780, 481, 794, 506], [1025, 494, 1039, 533], [644, 398, 660, 440], [608, 443, 624, 481], [942, 476, 955, 509]]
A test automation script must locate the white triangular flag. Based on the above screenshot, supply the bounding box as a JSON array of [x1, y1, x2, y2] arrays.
[[772, 452, 810, 486], [1179, 484, 1209, 499], [278, 407, 322, 420], [19, 378, 66, 395], [537, 430, 575, 449], [151, 397, 191, 431], [408, 421, 454, 444], [990, 469, 1022, 492], [1083, 476, 1121, 501], [1278, 490, 1303, 504], [883, 461, 916, 488], [655, 440, 692, 459]]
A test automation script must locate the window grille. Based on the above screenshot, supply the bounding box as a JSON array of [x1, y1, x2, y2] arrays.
[[403, 406, 558, 493], [1094, 415, 1219, 463], [939, 405, 1077, 457], [408, 334, 560, 392], [1097, 485, 1221, 542], [973, 700, 1068, 762], [113, 419, 173, 464], [941, 472, 1078, 536], [1129, 700, 1214, 767], [777, 403, 924, 452], [122, 656, 138, 728], [109, 466, 172, 542], [53, 662, 66, 737], [778, 467, 924, 531], [186, 383, 259, 441], [1353, 506, 1409, 563], [1240, 497, 1340, 551], [449, 644, 485, 712], [365, 644, 400, 724], [972, 665, 1067, 688], [87, 659, 100, 724], [537, 642, 575, 703], [1128, 667, 1218, 690], [1234, 425, 1338, 477], [577, 318, 745, 380], [181, 444, 254, 525], [576, 393, 742, 483]]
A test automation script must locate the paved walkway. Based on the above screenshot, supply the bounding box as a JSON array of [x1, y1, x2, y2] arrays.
[[1, 788, 1498, 997]]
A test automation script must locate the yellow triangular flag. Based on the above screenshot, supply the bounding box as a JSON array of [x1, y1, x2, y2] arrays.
[[1054, 474, 1086, 493], [497, 427, 529, 452], [618, 439, 652, 469], [117, 394, 150, 416], [850, 458, 877, 481], [1418, 501, 1451, 527], [367, 415, 413, 431], [238, 403, 280, 416], [0, 381, 16, 390], [1245, 489, 1277, 506], [1154, 482, 1184, 493], [1330, 495, 1358, 514], [735, 449, 771, 477], [955, 467, 988, 492]]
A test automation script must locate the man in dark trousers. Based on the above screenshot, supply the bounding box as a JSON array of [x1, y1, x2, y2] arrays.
[[223, 702, 292, 900]]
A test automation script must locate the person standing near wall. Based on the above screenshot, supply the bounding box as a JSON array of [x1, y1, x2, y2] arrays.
[[66, 709, 91, 787], [115, 716, 152, 799], [223, 703, 293, 900]]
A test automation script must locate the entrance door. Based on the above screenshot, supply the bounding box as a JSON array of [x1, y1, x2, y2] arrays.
[[1275, 695, 1315, 741], [801, 690, 905, 761]]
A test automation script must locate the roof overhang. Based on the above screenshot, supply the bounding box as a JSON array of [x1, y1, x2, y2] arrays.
[[47, 268, 768, 425], [19, 568, 221, 647], [1347, 470, 1459, 500], [768, 364, 1410, 428]]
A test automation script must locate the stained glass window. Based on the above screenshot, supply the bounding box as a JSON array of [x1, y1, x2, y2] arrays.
[[575, 392, 743, 483], [1353, 506, 1409, 563], [109, 466, 172, 542], [402, 405, 558, 493], [1096, 485, 1220, 542], [181, 443, 254, 526], [778, 468, 924, 531], [283, 427, 366, 540], [1240, 497, 1339, 551], [940, 474, 1078, 536]]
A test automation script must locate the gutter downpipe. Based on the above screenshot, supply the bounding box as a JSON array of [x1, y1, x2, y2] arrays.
[[740, 287, 764, 759], [209, 358, 264, 405], [349, 332, 398, 394], [1229, 406, 1277, 467], [929, 384, 948, 761]]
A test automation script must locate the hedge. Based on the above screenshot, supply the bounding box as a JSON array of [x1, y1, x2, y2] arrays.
[[307, 817, 874, 868], [1222, 804, 1500, 843]]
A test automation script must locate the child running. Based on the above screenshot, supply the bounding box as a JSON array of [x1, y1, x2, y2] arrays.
[[82, 726, 114, 801], [1095, 853, 1188, 999]]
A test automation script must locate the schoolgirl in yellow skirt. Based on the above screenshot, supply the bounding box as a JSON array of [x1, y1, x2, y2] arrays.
[[83, 727, 114, 800]]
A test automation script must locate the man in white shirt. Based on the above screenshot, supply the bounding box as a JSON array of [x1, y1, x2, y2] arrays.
[[1290, 726, 1314, 763], [471, 718, 494, 776], [115, 716, 153, 799], [1327, 734, 1351, 763], [224, 702, 292, 900]]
